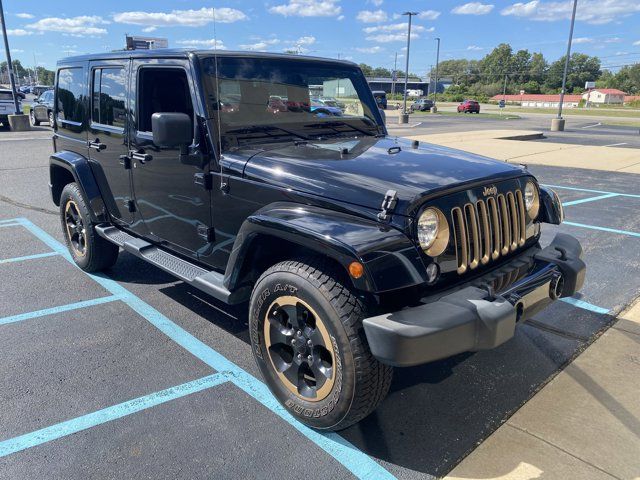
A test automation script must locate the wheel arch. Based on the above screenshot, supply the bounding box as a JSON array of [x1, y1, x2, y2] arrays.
[[49, 151, 108, 222], [223, 202, 429, 295]]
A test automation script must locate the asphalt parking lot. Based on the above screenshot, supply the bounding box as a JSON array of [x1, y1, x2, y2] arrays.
[[1, 127, 639, 479]]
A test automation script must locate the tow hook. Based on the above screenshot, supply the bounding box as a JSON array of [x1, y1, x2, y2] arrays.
[[549, 274, 564, 300]]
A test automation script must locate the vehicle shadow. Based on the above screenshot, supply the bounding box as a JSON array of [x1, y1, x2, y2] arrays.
[[107, 253, 612, 477]]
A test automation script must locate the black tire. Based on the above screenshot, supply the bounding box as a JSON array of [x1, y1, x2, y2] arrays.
[[249, 258, 393, 431], [29, 110, 39, 126], [59, 183, 119, 272]]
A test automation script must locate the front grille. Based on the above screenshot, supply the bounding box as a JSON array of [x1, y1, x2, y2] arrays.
[[452, 190, 526, 274]]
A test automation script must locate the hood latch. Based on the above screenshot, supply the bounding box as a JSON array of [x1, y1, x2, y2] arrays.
[[377, 189, 398, 222]]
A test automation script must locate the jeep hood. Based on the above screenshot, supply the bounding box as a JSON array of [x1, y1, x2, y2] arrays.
[[242, 136, 524, 215]]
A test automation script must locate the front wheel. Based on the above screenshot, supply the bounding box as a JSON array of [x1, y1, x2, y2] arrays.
[[30, 110, 39, 126], [249, 259, 393, 430], [59, 183, 119, 272]]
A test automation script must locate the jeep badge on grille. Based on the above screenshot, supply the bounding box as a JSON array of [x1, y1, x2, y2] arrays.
[[482, 185, 498, 196]]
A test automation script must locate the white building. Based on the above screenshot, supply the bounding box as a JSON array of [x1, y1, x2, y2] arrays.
[[582, 89, 627, 105]]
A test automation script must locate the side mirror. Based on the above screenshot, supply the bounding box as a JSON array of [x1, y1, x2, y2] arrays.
[[151, 112, 192, 148]]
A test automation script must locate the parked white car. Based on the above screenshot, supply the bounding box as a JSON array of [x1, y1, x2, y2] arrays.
[[0, 89, 21, 129]]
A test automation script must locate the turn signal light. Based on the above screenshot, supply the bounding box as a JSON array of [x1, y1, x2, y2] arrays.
[[348, 261, 364, 279]]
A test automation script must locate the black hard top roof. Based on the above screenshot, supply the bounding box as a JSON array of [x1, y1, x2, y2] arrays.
[[58, 48, 357, 67]]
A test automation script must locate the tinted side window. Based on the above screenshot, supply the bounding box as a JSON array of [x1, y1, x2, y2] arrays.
[[137, 68, 193, 133], [57, 68, 85, 123], [92, 68, 126, 128]]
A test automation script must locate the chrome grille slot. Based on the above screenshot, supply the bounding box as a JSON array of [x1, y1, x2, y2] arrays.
[[452, 207, 468, 274], [451, 188, 527, 275]]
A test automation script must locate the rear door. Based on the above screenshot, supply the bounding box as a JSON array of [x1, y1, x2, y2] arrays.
[[87, 59, 134, 225], [129, 59, 212, 259]]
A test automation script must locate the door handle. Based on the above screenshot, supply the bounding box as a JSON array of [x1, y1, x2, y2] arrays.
[[130, 150, 153, 164], [89, 140, 107, 151]]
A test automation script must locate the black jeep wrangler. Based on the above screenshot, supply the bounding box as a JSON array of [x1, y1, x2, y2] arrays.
[[49, 50, 585, 431]]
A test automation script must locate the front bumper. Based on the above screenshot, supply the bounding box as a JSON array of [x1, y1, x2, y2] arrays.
[[363, 233, 586, 367]]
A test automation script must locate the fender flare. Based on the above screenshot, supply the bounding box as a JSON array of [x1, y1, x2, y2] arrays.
[[49, 150, 108, 223], [224, 202, 429, 294]]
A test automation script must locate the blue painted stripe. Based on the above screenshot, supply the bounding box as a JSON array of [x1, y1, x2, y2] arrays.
[[561, 297, 610, 315], [564, 221, 640, 238], [562, 193, 619, 206], [0, 296, 121, 326], [0, 223, 21, 228], [542, 184, 640, 199], [0, 251, 59, 264], [0, 218, 20, 224], [0, 374, 228, 458], [14, 218, 395, 480]]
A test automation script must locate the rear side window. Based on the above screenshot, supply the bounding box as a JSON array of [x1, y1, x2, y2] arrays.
[[57, 68, 85, 123], [92, 68, 127, 128]]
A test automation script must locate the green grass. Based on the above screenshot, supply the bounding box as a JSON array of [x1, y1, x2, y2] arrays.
[[502, 107, 640, 119], [412, 110, 521, 120]]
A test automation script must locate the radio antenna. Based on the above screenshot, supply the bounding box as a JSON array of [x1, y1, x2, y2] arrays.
[[212, 7, 223, 164]]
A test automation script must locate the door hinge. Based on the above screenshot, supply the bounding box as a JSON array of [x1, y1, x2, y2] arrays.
[[119, 155, 132, 170], [197, 225, 216, 242], [194, 172, 213, 190], [125, 199, 136, 213]]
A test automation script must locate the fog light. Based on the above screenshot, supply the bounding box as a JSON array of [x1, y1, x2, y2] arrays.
[[426, 263, 439, 283]]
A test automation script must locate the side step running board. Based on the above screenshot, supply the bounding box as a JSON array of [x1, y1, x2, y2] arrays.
[[95, 225, 250, 305]]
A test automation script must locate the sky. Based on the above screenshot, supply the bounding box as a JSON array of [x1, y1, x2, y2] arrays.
[[3, 0, 640, 76]]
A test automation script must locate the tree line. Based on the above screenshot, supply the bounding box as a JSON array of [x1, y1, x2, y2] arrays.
[[359, 43, 639, 101], [0, 60, 55, 86]]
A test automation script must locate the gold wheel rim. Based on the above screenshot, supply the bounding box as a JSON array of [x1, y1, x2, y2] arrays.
[[264, 296, 336, 402], [64, 200, 87, 257]]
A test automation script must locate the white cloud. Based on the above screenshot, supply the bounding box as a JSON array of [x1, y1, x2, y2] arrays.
[[6, 28, 33, 36], [142, 27, 157, 33], [633, 40, 640, 46], [238, 38, 281, 51], [11, 48, 25, 53], [175, 39, 227, 49], [573, 37, 594, 44], [614, 51, 628, 55], [337, 15, 345, 20], [15, 13, 34, 19], [370, 0, 384, 5], [295, 35, 316, 45], [26, 16, 108, 36], [501, 0, 640, 24], [269, 0, 342, 17], [356, 46, 382, 53], [113, 7, 246, 28], [452, 2, 495, 14], [604, 36, 622, 43], [363, 22, 426, 34], [366, 32, 420, 43], [357, 9, 388, 23], [467, 45, 484, 50], [418, 10, 441, 20]]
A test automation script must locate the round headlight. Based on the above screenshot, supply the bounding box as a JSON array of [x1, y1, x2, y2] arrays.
[[524, 181, 540, 219], [417, 208, 449, 256]]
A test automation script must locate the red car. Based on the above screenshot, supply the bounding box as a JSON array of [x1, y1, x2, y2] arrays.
[[457, 99, 480, 113]]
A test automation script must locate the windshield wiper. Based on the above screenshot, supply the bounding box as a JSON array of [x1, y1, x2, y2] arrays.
[[303, 121, 377, 138], [226, 125, 310, 141]]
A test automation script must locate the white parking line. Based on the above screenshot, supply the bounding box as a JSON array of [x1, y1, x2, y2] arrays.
[[602, 142, 628, 147], [581, 123, 601, 129]]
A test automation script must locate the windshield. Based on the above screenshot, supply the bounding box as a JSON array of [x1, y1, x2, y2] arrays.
[[200, 56, 382, 150]]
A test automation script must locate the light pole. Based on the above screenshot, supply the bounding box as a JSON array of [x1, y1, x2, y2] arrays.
[[391, 51, 397, 98], [433, 37, 440, 111], [0, 0, 20, 115], [552, 0, 578, 132], [400, 11, 417, 124]]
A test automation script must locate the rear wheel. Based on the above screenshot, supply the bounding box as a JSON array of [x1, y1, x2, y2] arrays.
[[59, 183, 119, 272], [249, 259, 393, 430]]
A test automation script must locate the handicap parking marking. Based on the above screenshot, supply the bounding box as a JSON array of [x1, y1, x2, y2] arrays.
[[560, 297, 610, 315], [0, 223, 22, 228], [562, 193, 620, 207], [0, 374, 228, 458], [542, 183, 640, 199], [2, 217, 396, 480], [563, 221, 640, 239], [0, 251, 59, 265], [0, 295, 121, 326]]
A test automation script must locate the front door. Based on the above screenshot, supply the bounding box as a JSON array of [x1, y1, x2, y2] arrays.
[[87, 59, 134, 225], [129, 60, 211, 259]]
